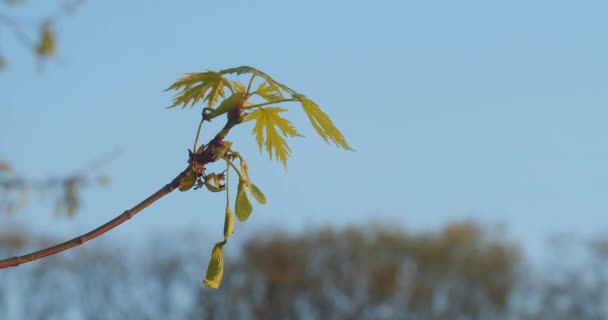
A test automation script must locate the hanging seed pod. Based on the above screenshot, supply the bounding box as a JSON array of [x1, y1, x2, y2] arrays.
[[202, 243, 224, 288], [248, 183, 267, 204], [235, 180, 252, 221]]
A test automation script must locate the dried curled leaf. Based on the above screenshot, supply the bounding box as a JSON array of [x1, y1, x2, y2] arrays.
[[204, 174, 225, 192], [203, 243, 224, 289]]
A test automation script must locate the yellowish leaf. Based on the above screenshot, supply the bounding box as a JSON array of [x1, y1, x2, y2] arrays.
[[296, 95, 353, 150], [165, 71, 231, 109], [256, 81, 284, 102], [204, 180, 225, 192], [246, 107, 302, 167], [232, 80, 246, 94]]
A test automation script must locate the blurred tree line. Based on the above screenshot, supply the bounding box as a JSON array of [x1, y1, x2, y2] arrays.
[[0, 221, 606, 319]]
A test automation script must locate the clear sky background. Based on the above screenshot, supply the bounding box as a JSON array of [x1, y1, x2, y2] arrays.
[[1, 1, 607, 260]]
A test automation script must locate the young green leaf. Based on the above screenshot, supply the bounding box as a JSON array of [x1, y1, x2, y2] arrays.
[[220, 66, 296, 95], [235, 180, 253, 221], [294, 94, 353, 150], [231, 81, 246, 94], [224, 204, 235, 240], [255, 81, 284, 102], [246, 107, 302, 167], [178, 170, 197, 191], [204, 92, 245, 120], [221, 66, 353, 151], [202, 243, 224, 289], [166, 71, 231, 109], [248, 183, 267, 204]]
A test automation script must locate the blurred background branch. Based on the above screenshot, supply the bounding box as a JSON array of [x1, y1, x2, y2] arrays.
[[0, 148, 119, 216], [0, 0, 87, 70]]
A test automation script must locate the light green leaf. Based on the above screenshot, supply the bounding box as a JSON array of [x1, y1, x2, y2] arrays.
[[295, 94, 353, 150], [246, 107, 302, 168], [248, 183, 267, 204], [224, 204, 235, 240], [202, 243, 224, 289], [166, 71, 231, 109], [205, 92, 244, 119], [235, 180, 253, 221], [255, 81, 284, 102], [178, 170, 197, 191], [220, 66, 296, 95], [232, 80, 246, 94], [220, 66, 353, 151]]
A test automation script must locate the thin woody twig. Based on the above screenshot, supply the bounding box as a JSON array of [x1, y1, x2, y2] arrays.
[[0, 147, 121, 190], [0, 12, 34, 48], [0, 109, 242, 269], [0, 165, 190, 268]]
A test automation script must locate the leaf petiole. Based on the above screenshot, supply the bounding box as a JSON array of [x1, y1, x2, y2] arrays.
[[223, 156, 245, 181], [245, 74, 256, 96], [225, 161, 230, 203], [192, 118, 205, 151], [242, 98, 299, 111]]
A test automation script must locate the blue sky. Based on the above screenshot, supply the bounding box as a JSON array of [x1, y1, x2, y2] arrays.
[[1, 1, 607, 259]]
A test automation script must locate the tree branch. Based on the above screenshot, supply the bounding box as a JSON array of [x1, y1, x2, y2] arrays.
[[0, 148, 121, 215], [0, 12, 34, 48], [0, 103, 243, 269], [0, 166, 191, 269]]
